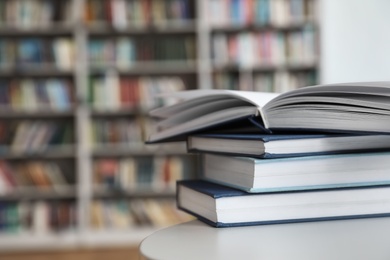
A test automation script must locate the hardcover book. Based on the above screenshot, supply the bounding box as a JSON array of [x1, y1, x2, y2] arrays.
[[187, 133, 390, 158], [147, 81, 390, 143], [202, 152, 390, 192], [177, 180, 390, 228]]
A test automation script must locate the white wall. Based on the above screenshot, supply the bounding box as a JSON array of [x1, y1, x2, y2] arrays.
[[320, 0, 390, 84]]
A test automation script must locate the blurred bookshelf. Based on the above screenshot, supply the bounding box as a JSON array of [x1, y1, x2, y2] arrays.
[[207, 0, 319, 92], [0, 0, 320, 251]]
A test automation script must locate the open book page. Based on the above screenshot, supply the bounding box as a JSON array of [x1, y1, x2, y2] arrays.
[[265, 82, 390, 110], [260, 82, 390, 131], [266, 95, 390, 112], [147, 90, 279, 142], [151, 89, 279, 118], [156, 99, 250, 130], [148, 106, 258, 142]]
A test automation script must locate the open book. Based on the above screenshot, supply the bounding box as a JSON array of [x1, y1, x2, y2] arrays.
[[147, 82, 390, 143]]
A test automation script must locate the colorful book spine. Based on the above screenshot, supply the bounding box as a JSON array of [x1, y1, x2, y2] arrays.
[[90, 198, 192, 230], [0, 201, 76, 234], [84, 0, 194, 28], [88, 36, 196, 65], [0, 38, 75, 69], [208, 0, 315, 26], [0, 0, 72, 28], [89, 75, 186, 111], [0, 160, 74, 193], [212, 30, 317, 67], [0, 79, 74, 111], [93, 156, 196, 190], [0, 120, 74, 152]]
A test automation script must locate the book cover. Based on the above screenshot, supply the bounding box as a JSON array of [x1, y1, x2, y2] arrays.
[[177, 180, 390, 228], [187, 132, 390, 158]]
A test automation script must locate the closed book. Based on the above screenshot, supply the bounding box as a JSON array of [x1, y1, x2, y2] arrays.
[[202, 152, 390, 193], [177, 180, 390, 228], [17, 39, 43, 64], [188, 133, 390, 158]]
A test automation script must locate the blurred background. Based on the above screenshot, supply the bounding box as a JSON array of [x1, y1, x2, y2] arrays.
[[0, 0, 389, 259]]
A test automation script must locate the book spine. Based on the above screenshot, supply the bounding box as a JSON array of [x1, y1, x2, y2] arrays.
[[0, 160, 73, 193], [0, 38, 75, 70], [211, 30, 316, 67], [83, 0, 193, 27], [89, 36, 195, 64], [5, 120, 74, 153], [90, 75, 186, 111], [93, 155, 196, 191], [90, 198, 192, 229], [0, 201, 77, 234], [0, 0, 72, 27], [0, 79, 73, 111]]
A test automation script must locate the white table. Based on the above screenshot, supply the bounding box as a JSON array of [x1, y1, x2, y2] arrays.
[[139, 218, 390, 260]]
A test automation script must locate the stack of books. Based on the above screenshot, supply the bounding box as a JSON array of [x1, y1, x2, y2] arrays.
[[146, 82, 390, 227]]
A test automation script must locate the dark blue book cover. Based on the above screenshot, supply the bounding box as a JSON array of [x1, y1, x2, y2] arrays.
[[187, 132, 390, 158], [177, 180, 390, 228], [179, 180, 249, 198]]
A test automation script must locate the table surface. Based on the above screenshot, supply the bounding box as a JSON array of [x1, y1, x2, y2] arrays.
[[139, 218, 390, 260]]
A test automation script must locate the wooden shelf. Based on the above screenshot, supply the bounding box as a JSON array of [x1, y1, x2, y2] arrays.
[[90, 108, 141, 117], [93, 186, 176, 198], [0, 145, 76, 159], [0, 24, 75, 36], [0, 64, 74, 77], [213, 62, 319, 72], [0, 186, 77, 201], [210, 20, 318, 33], [86, 21, 197, 35], [91, 143, 188, 157], [89, 60, 198, 75], [0, 109, 75, 119]]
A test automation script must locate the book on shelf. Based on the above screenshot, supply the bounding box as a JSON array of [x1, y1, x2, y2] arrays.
[[147, 82, 390, 143], [187, 133, 390, 159], [0, 200, 76, 234], [89, 75, 185, 111], [84, 0, 193, 28], [0, 38, 75, 70], [212, 29, 316, 68], [88, 36, 196, 65], [208, 0, 314, 27], [177, 180, 390, 228], [0, 160, 74, 194], [90, 198, 192, 230], [201, 152, 390, 193], [3, 120, 74, 153], [93, 156, 195, 191], [0, 0, 72, 28]]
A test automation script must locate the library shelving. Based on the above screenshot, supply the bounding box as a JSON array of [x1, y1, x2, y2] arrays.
[[0, 0, 320, 251], [206, 0, 320, 92]]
